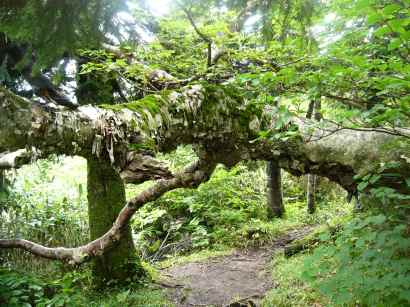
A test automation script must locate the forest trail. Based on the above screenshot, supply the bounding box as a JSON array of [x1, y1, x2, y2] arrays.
[[160, 226, 313, 307]]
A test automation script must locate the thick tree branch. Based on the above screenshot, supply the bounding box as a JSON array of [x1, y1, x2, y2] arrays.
[[1, 82, 409, 263], [0, 158, 216, 264], [0, 87, 172, 181], [1, 84, 408, 194]]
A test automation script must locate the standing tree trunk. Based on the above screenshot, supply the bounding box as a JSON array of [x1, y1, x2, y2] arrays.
[[0, 170, 6, 205], [306, 174, 316, 214], [306, 99, 322, 214], [266, 160, 285, 218], [87, 157, 143, 286], [305, 99, 317, 214], [266, 94, 285, 218]]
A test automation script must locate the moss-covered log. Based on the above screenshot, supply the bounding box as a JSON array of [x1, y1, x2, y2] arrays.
[[1, 85, 408, 192], [284, 225, 342, 257]]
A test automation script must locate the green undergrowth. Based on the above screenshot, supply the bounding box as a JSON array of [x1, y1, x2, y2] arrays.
[[261, 205, 410, 306], [261, 213, 351, 307], [0, 156, 89, 274], [261, 254, 328, 307], [128, 146, 351, 262], [0, 147, 354, 306], [0, 267, 172, 307]]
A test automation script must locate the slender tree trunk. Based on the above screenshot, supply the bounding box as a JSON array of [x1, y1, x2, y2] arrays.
[[0, 170, 4, 190], [306, 174, 316, 214], [305, 100, 322, 214], [266, 160, 285, 218], [266, 91, 285, 218], [0, 170, 6, 203], [87, 157, 143, 286]]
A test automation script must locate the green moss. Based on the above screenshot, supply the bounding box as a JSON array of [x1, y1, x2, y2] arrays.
[[128, 139, 157, 152], [102, 91, 172, 115]]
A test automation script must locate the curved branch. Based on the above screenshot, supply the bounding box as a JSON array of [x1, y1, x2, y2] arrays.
[[181, 7, 213, 67], [0, 158, 216, 264]]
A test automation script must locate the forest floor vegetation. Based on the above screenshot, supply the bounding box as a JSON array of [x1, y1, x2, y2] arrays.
[[6, 153, 408, 306]]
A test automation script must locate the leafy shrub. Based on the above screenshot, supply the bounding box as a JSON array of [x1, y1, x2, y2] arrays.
[[0, 269, 46, 306], [0, 157, 88, 271], [302, 209, 410, 306], [0, 268, 168, 307], [261, 254, 326, 307]]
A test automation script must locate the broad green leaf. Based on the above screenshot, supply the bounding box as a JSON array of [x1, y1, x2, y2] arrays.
[[367, 12, 384, 25], [358, 181, 369, 191], [388, 38, 401, 50], [382, 4, 402, 16]]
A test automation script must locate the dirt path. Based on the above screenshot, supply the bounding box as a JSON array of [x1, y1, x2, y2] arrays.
[[161, 226, 313, 307]]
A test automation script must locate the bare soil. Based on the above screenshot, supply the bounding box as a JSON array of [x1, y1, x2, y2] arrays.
[[160, 226, 313, 307]]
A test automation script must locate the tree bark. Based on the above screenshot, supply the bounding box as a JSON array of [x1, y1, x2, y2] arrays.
[[1, 85, 408, 192], [306, 100, 318, 214], [306, 174, 316, 214], [87, 158, 143, 286], [266, 160, 285, 218]]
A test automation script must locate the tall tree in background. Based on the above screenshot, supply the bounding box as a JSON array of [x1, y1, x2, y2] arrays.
[[305, 99, 322, 214], [257, 0, 319, 218], [266, 160, 285, 217]]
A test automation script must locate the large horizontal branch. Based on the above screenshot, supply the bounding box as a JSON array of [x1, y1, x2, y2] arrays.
[[0, 157, 216, 264], [0, 88, 173, 182], [1, 84, 409, 193]]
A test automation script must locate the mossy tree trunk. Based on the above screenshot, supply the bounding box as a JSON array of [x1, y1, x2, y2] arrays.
[[87, 157, 143, 286], [77, 67, 144, 286], [266, 160, 285, 218]]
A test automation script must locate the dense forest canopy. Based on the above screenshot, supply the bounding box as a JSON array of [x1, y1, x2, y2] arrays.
[[0, 0, 409, 306]]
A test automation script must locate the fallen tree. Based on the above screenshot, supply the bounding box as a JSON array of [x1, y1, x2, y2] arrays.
[[0, 83, 409, 263]]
